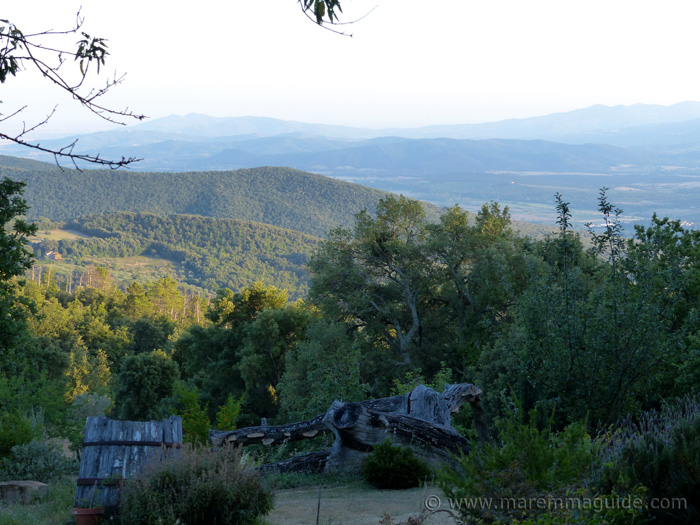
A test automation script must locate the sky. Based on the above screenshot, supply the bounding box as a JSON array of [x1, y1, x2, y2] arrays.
[[3, 0, 700, 136]]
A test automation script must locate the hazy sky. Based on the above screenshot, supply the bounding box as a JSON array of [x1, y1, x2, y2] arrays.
[[4, 0, 700, 136]]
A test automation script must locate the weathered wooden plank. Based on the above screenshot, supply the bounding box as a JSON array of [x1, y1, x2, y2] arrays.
[[75, 416, 183, 511]]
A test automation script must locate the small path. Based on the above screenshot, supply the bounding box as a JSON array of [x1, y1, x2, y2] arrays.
[[267, 483, 457, 524]]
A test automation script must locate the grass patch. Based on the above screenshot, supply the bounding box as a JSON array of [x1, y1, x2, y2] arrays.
[[262, 470, 362, 491], [31, 229, 91, 241], [0, 476, 75, 525]]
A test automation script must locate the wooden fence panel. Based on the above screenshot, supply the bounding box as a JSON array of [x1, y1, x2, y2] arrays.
[[75, 415, 182, 510]]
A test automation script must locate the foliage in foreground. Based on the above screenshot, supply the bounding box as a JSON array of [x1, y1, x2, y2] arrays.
[[592, 394, 700, 524], [363, 438, 431, 490], [119, 444, 273, 525], [439, 403, 596, 524], [0, 440, 77, 483], [0, 476, 75, 525], [439, 395, 700, 524]]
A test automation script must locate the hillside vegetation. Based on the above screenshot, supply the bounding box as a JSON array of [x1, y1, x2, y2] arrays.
[[32, 212, 319, 296], [0, 158, 395, 237]]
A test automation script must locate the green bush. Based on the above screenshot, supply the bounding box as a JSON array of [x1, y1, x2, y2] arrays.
[[173, 383, 211, 446], [439, 403, 594, 523], [593, 394, 700, 523], [119, 444, 273, 525], [0, 440, 78, 482], [0, 411, 41, 459], [363, 439, 431, 489]]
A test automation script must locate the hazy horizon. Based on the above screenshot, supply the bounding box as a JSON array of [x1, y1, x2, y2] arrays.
[[3, 1, 700, 137]]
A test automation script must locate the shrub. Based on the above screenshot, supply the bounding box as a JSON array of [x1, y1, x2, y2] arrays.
[[0, 440, 78, 482], [592, 394, 700, 523], [0, 411, 42, 459], [363, 439, 431, 489], [215, 393, 243, 431], [439, 402, 594, 523], [174, 383, 211, 446], [119, 444, 273, 525]]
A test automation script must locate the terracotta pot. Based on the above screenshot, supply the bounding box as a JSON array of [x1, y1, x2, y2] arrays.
[[73, 506, 104, 525]]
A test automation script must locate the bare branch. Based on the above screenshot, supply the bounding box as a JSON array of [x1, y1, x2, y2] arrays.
[[0, 10, 146, 168], [0, 130, 141, 170]]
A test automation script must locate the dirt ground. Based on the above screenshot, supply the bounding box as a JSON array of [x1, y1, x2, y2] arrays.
[[267, 483, 459, 525]]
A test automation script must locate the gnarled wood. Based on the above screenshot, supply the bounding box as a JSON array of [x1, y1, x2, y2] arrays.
[[323, 399, 471, 471], [212, 383, 487, 475], [209, 414, 329, 448], [257, 450, 331, 475]]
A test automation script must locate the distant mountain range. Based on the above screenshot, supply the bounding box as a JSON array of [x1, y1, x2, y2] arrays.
[[103, 101, 700, 142], [2, 102, 700, 229]]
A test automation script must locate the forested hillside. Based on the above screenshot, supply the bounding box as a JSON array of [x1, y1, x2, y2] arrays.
[[32, 212, 319, 296], [0, 175, 699, 522], [0, 157, 395, 237]]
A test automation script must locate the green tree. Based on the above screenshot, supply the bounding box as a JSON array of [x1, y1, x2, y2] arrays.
[[124, 282, 154, 319], [128, 317, 176, 355], [279, 320, 366, 420], [237, 302, 315, 419], [173, 383, 210, 446], [113, 350, 180, 421], [65, 346, 111, 402], [309, 195, 430, 367], [174, 282, 293, 426], [0, 179, 36, 357], [475, 201, 511, 238], [215, 393, 243, 431], [483, 191, 695, 427]]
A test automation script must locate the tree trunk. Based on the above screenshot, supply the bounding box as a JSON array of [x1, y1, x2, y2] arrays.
[[209, 414, 328, 448], [257, 450, 330, 475], [322, 399, 470, 472], [212, 383, 487, 475]]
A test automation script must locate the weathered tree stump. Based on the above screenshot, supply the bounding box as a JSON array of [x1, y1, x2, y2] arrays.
[[211, 383, 488, 475], [322, 398, 471, 471]]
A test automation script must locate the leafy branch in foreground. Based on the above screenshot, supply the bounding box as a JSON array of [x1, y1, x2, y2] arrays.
[[0, 10, 146, 169], [298, 0, 376, 37]]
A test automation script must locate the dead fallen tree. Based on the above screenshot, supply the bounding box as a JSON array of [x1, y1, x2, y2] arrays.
[[210, 383, 488, 474], [209, 414, 327, 448]]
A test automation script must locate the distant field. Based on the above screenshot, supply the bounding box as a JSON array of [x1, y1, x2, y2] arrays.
[[31, 228, 91, 241], [30, 251, 192, 293], [80, 255, 178, 278]]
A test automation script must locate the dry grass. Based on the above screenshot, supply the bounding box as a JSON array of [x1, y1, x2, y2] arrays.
[[31, 229, 91, 241], [266, 482, 456, 525]]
